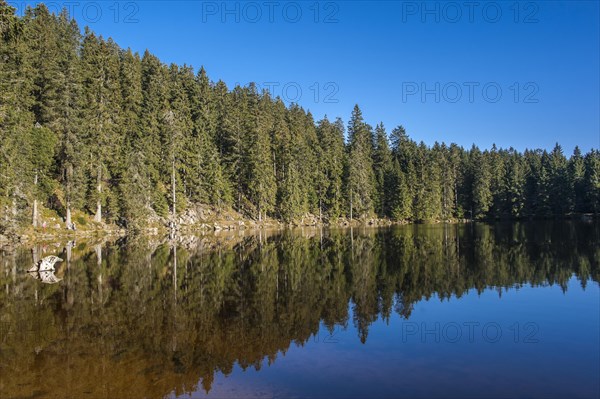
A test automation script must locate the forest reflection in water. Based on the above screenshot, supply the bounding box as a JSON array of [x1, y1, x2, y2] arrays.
[[1, 222, 599, 399]]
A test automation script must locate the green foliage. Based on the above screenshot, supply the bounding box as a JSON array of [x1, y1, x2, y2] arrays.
[[0, 5, 597, 230], [347, 105, 376, 219]]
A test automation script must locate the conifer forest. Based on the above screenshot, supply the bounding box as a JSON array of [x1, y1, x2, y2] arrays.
[[1, 3, 599, 234]]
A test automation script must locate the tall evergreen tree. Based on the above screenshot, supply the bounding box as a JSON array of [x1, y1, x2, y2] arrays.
[[347, 105, 375, 219], [246, 88, 276, 221], [316, 116, 346, 220], [118, 48, 149, 228], [140, 50, 169, 216], [80, 30, 122, 223], [569, 146, 586, 213], [372, 123, 393, 218], [0, 1, 31, 229], [583, 150, 600, 214], [547, 143, 570, 215], [472, 147, 492, 219], [503, 149, 526, 218]]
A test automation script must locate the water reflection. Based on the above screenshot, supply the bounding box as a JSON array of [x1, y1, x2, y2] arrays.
[[0, 222, 598, 398], [26, 255, 64, 284]]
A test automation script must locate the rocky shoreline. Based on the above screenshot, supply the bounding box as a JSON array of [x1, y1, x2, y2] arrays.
[[3, 203, 594, 247]]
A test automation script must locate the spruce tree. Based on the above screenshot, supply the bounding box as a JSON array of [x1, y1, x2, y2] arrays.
[[583, 150, 600, 214], [118, 48, 149, 228], [569, 146, 586, 213], [80, 31, 122, 223], [503, 149, 526, 218], [246, 90, 276, 221], [316, 116, 346, 220], [389, 158, 411, 220], [140, 50, 169, 217], [347, 105, 375, 219], [548, 143, 570, 215], [0, 1, 31, 228], [372, 123, 393, 218], [472, 147, 492, 219]]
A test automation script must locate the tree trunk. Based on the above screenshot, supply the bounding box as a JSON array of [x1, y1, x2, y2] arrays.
[[65, 165, 73, 227], [319, 186, 322, 222], [171, 158, 176, 223], [319, 198, 322, 222], [454, 180, 459, 215], [11, 193, 17, 231], [32, 200, 38, 228], [94, 165, 102, 223], [350, 190, 353, 221], [32, 171, 38, 227], [66, 203, 72, 227]]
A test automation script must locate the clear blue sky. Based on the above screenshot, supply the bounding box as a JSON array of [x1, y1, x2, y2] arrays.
[[15, 1, 600, 154]]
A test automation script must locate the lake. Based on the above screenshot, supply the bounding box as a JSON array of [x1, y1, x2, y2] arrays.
[[1, 222, 599, 399]]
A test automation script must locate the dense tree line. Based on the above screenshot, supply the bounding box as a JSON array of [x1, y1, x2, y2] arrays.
[[1, 3, 599, 232]]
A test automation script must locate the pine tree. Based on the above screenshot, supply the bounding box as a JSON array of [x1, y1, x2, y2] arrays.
[[246, 87, 276, 221], [221, 85, 248, 211], [316, 116, 346, 220], [389, 125, 417, 220], [23, 4, 61, 127], [488, 144, 505, 218], [547, 143, 570, 215], [190, 67, 230, 208], [347, 105, 375, 219], [118, 49, 150, 228], [447, 143, 464, 218], [472, 147, 492, 219], [503, 149, 526, 218], [582, 150, 600, 214], [140, 50, 169, 217], [28, 123, 57, 227], [53, 10, 84, 226], [163, 64, 196, 225], [389, 159, 411, 220], [533, 151, 552, 217], [0, 1, 31, 228], [80, 30, 123, 223], [413, 142, 442, 221], [372, 123, 393, 218], [569, 146, 586, 213], [278, 103, 311, 221]]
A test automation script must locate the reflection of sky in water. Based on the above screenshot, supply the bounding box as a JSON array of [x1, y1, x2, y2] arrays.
[[196, 277, 599, 399], [3, 223, 599, 399]]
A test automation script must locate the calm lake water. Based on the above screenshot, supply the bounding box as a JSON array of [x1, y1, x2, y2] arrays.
[[1, 222, 599, 399]]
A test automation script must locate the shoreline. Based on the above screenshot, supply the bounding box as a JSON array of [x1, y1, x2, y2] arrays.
[[1, 213, 597, 247]]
